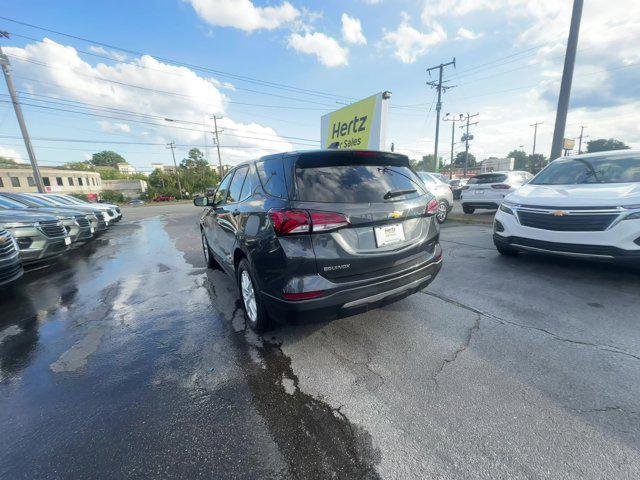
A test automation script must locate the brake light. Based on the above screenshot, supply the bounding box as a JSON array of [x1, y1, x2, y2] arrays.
[[268, 209, 349, 235], [282, 291, 325, 301], [352, 151, 378, 156], [425, 198, 439, 216], [309, 212, 349, 232], [268, 209, 310, 235], [491, 184, 511, 190]]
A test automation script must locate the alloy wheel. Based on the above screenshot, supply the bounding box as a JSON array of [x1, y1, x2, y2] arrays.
[[240, 270, 257, 323]]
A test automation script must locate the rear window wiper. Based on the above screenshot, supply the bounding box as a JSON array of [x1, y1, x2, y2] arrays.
[[384, 189, 417, 200]]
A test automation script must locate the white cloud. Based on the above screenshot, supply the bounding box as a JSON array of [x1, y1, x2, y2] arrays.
[[382, 17, 447, 63], [456, 27, 483, 41], [5, 38, 293, 165], [0, 146, 25, 163], [88, 45, 128, 62], [186, 0, 299, 32], [287, 32, 349, 67], [341, 13, 367, 45], [99, 121, 132, 133]]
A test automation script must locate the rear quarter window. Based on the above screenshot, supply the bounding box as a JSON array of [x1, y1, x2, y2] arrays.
[[256, 158, 288, 199]]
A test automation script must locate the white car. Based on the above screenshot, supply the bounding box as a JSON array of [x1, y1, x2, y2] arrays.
[[417, 172, 454, 223], [493, 150, 640, 264], [461, 171, 533, 214]]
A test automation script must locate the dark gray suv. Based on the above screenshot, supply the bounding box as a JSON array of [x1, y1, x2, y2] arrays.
[[195, 150, 443, 331]]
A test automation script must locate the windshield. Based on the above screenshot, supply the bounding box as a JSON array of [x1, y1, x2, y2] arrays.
[[531, 154, 640, 185], [49, 195, 77, 205], [0, 196, 28, 209]]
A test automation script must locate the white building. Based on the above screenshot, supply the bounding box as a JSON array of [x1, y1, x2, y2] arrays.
[[117, 163, 137, 175]]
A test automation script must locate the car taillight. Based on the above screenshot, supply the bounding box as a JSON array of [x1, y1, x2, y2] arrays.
[[268, 209, 349, 235], [491, 184, 511, 190], [309, 212, 349, 232], [425, 198, 439, 216], [282, 291, 325, 301], [268, 209, 310, 235]]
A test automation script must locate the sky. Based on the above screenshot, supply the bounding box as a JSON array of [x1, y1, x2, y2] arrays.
[[0, 0, 639, 173]]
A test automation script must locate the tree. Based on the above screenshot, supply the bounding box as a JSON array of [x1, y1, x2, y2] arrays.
[[180, 148, 207, 169], [528, 153, 547, 173], [91, 150, 127, 168], [507, 150, 529, 170], [586, 138, 630, 153], [410, 155, 443, 172], [61, 161, 94, 171], [453, 152, 476, 168]]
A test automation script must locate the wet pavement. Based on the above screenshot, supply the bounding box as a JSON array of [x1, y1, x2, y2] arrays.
[[1, 204, 639, 479]]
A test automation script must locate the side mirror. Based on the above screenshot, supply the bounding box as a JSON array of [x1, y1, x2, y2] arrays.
[[193, 196, 210, 207]]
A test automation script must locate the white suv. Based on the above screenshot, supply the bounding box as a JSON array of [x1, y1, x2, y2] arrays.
[[461, 171, 533, 214], [493, 150, 640, 264]]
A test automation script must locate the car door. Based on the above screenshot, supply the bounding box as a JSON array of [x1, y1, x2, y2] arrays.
[[203, 171, 232, 263], [216, 166, 249, 270]]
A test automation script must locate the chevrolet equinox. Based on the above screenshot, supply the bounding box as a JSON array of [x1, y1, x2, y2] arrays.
[[195, 150, 443, 331]]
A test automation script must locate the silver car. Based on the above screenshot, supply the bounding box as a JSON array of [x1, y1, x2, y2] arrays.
[[417, 172, 454, 223], [0, 227, 23, 286], [0, 194, 95, 244], [0, 210, 71, 264]]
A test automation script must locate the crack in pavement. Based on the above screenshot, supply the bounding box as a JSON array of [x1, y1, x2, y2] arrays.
[[573, 406, 640, 415], [422, 291, 640, 362], [432, 313, 481, 388]]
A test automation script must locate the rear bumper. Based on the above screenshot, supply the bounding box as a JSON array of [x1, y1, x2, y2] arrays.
[[262, 244, 443, 320]]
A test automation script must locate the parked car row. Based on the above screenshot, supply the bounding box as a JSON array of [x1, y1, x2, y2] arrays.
[[0, 193, 122, 286]]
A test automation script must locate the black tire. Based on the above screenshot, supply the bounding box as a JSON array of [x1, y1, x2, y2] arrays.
[[201, 229, 217, 269], [436, 200, 449, 224], [237, 258, 269, 333], [462, 205, 475, 214], [495, 243, 519, 257]]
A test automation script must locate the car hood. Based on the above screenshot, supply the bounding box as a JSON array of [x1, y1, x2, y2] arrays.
[[28, 206, 87, 217], [506, 183, 640, 207], [0, 209, 59, 223]]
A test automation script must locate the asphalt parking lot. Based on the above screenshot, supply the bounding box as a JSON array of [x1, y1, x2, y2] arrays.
[[1, 203, 638, 479]]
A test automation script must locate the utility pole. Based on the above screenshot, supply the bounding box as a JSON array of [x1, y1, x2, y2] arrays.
[[427, 58, 456, 173], [165, 141, 183, 199], [211, 115, 224, 179], [459, 113, 479, 178], [443, 113, 463, 179], [530, 121, 543, 156], [578, 125, 587, 154], [0, 33, 45, 192], [550, 0, 584, 160]]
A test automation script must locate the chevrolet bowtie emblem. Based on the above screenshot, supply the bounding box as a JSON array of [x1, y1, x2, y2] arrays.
[[0, 236, 5, 243], [552, 210, 567, 217], [389, 211, 402, 219]]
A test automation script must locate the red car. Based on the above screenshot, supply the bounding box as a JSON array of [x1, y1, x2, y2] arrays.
[[153, 195, 176, 202]]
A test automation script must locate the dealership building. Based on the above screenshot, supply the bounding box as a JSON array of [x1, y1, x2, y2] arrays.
[[0, 167, 103, 194]]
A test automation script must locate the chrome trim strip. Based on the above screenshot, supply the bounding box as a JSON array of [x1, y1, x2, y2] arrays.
[[342, 275, 432, 308], [511, 243, 615, 260]]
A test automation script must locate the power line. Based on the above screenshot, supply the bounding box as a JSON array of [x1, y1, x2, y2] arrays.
[[0, 17, 356, 103]]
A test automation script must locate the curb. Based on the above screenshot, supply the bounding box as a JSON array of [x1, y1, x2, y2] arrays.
[[447, 214, 494, 225]]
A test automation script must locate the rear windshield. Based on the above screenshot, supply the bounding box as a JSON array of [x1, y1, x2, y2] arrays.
[[295, 154, 426, 203], [468, 174, 508, 185], [530, 154, 640, 185]]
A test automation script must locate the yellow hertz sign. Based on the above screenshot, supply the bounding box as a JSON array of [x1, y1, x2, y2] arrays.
[[322, 93, 389, 150]]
